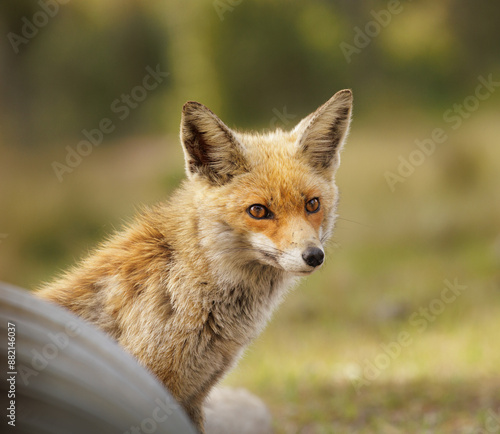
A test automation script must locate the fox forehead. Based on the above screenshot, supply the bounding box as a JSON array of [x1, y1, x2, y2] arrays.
[[226, 132, 332, 212], [240, 167, 324, 211], [234, 129, 300, 165]]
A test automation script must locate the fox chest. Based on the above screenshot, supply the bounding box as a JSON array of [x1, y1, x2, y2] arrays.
[[204, 283, 280, 345], [187, 291, 274, 388]]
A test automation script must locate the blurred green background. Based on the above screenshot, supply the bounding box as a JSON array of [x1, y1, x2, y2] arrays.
[[1, 0, 499, 432]]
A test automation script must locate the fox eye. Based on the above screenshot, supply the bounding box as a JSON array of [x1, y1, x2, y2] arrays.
[[305, 198, 320, 214], [248, 204, 272, 219]]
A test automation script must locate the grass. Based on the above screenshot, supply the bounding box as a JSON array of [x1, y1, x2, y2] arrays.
[[1, 108, 500, 432]]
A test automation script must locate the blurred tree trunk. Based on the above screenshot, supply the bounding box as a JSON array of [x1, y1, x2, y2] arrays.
[[160, 0, 222, 130]]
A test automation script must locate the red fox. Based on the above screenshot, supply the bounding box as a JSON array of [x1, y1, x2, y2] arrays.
[[37, 89, 353, 432]]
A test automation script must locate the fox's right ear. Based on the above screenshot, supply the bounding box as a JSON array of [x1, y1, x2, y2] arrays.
[[180, 102, 248, 185], [295, 89, 353, 178]]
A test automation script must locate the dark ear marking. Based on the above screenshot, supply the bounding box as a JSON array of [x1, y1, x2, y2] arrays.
[[296, 89, 353, 176], [323, 106, 351, 168], [180, 101, 248, 185]]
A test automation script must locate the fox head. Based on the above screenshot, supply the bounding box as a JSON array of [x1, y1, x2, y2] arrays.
[[180, 90, 352, 277]]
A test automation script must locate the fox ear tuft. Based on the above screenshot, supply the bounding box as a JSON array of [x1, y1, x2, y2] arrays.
[[295, 89, 353, 177], [180, 102, 248, 185]]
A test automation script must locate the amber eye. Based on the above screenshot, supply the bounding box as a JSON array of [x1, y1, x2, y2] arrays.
[[305, 198, 320, 214], [248, 204, 272, 219]]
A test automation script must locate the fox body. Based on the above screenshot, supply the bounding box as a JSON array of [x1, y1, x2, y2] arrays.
[[37, 90, 353, 431]]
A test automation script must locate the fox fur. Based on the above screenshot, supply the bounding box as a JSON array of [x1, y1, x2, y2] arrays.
[[37, 89, 353, 432]]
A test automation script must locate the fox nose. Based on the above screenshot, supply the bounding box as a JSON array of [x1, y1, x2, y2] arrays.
[[302, 247, 324, 268]]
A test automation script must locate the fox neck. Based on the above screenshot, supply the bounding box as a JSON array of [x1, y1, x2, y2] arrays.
[[198, 222, 298, 309], [166, 194, 300, 338], [207, 260, 297, 340]]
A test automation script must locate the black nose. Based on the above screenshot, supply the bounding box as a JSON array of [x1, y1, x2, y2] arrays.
[[302, 247, 324, 268]]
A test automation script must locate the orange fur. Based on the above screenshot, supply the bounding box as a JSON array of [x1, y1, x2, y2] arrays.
[[36, 90, 353, 432]]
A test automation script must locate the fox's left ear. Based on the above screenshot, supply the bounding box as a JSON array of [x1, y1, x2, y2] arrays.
[[294, 89, 353, 177]]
